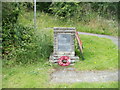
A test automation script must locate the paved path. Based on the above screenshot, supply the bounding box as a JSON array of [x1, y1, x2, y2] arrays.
[[78, 32, 119, 46], [50, 32, 118, 83], [50, 68, 118, 83]]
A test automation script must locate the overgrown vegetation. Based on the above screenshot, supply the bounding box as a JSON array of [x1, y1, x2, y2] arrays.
[[2, 3, 35, 65], [49, 2, 118, 20], [2, 3, 52, 65], [49, 2, 118, 35]]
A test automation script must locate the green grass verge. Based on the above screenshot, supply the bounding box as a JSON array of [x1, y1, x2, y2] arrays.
[[2, 35, 118, 88], [2, 61, 53, 88], [75, 35, 118, 70], [50, 82, 118, 88], [2, 62, 118, 88], [18, 11, 118, 36]]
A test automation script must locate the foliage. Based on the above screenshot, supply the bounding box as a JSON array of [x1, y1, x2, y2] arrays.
[[49, 2, 93, 22], [19, 11, 118, 36], [2, 2, 20, 26], [2, 2, 118, 65], [2, 25, 53, 65], [49, 2, 118, 36], [76, 18, 118, 36], [3, 12, 54, 65], [2, 2, 36, 64], [91, 2, 118, 19], [50, 2, 79, 19], [2, 25, 35, 65], [2, 2, 27, 55], [33, 29, 53, 58], [2, 2, 33, 26], [36, 2, 52, 13], [49, 2, 118, 21]]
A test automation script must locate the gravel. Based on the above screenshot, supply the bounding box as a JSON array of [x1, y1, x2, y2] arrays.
[[50, 68, 118, 83]]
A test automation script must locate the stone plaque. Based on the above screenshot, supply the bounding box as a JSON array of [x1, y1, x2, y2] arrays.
[[58, 34, 71, 52], [49, 27, 80, 63]]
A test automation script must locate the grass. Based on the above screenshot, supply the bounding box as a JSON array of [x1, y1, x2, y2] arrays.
[[74, 35, 118, 70], [2, 11, 118, 88], [0, 60, 2, 89], [2, 62, 118, 88], [2, 35, 118, 88], [50, 82, 118, 88], [2, 61, 53, 88], [18, 11, 118, 36], [76, 17, 118, 36]]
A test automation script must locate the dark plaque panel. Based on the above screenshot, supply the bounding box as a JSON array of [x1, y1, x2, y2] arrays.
[[58, 34, 71, 51]]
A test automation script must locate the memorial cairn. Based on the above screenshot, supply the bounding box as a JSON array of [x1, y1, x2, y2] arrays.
[[49, 27, 83, 66]]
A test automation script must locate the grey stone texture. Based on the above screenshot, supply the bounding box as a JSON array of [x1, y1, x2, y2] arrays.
[[49, 27, 79, 64]]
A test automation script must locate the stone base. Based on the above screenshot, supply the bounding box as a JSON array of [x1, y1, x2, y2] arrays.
[[49, 53, 80, 65]]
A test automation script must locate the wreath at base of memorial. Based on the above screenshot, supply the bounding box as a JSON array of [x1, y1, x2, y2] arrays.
[[58, 56, 71, 66]]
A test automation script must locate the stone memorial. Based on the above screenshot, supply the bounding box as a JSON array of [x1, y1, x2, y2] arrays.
[[49, 27, 79, 65]]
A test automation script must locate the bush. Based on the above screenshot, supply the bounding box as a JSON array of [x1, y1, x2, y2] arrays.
[[3, 24, 53, 65], [49, 2, 118, 22], [2, 24, 35, 64]]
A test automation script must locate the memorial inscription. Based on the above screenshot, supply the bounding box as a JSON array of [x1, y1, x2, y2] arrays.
[[58, 34, 71, 52], [49, 27, 79, 64]]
